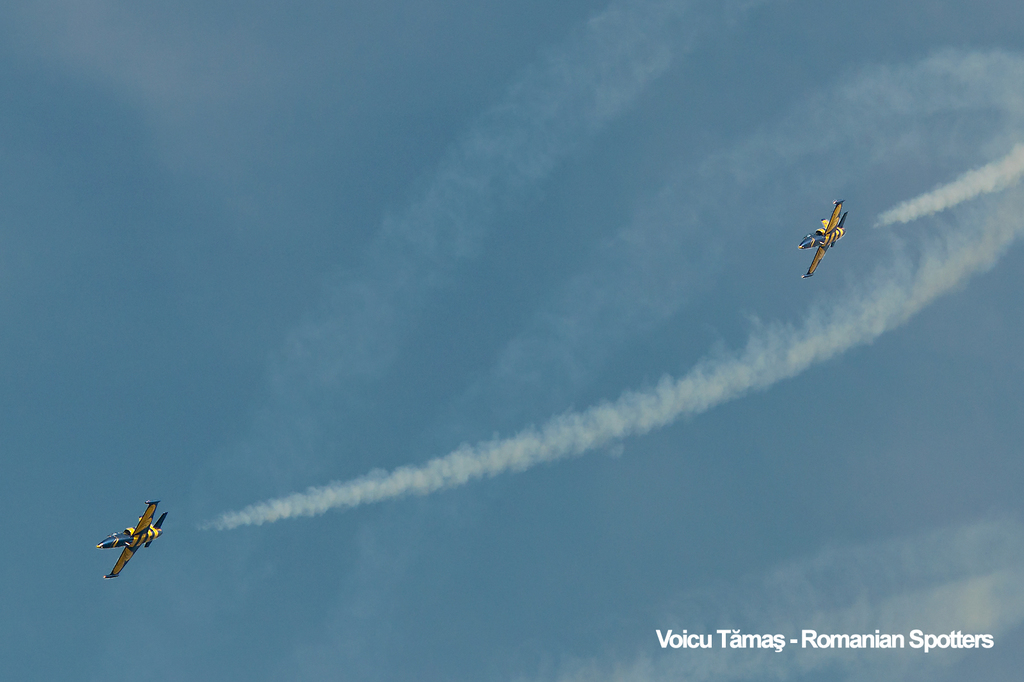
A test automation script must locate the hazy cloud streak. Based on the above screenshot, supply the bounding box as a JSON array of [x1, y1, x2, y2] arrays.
[[203, 182, 1024, 530], [876, 143, 1024, 226], [553, 520, 1024, 682], [282, 0, 713, 387]]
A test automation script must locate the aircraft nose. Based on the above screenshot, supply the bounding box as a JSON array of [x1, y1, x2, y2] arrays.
[[799, 235, 815, 249], [97, 536, 117, 549]]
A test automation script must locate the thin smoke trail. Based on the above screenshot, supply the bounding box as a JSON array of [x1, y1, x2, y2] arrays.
[[875, 143, 1024, 226], [202, 182, 1024, 531]]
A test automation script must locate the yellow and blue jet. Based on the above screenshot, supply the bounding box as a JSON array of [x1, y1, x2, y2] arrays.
[[96, 500, 166, 579], [798, 200, 847, 278]]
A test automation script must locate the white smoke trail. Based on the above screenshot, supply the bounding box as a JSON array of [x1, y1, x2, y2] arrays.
[[875, 143, 1024, 226], [203, 183, 1024, 531]]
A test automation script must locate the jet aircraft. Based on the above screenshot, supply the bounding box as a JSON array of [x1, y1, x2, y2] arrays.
[[96, 500, 166, 579], [798, 200, 847, 278]]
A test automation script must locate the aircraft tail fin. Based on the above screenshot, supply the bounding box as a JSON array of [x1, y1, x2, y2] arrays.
[[145, 512, 167, 547]]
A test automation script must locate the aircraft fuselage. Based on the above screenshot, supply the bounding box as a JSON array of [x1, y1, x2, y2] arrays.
[[799, 220, 845, 250], [96, 524, 161, 550]]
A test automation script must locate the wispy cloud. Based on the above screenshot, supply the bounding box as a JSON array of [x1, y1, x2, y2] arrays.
[[279, 0, 734, 390], [547, 520, 1024, 682], [202, 173, 1024, 530], [876, 143, 1024, 226]]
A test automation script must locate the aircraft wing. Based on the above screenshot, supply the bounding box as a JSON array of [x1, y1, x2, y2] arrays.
[[803, 245, 828, 278], [835, 210, 848, 232], [824, 202, 843, 234], [133, 501, 159, 537], [104, 545, 136, 579]]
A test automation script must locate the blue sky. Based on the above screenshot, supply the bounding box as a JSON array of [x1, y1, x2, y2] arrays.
[[2, 1, 1024, 681]]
